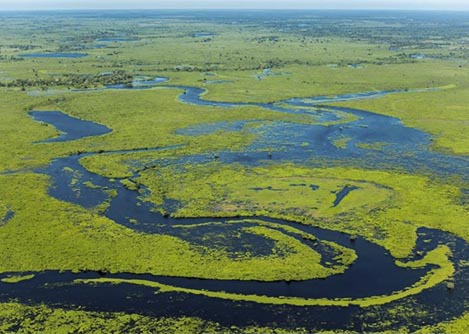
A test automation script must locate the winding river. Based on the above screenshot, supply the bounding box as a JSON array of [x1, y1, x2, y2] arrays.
[[2, 77, 468, 332]]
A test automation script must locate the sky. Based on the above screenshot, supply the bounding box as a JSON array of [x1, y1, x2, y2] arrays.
[[1, 0, 469, 11]]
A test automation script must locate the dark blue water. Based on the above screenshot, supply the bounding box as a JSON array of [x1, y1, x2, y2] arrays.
[[1, 209, 14, 224], [176, 121, 250, 136], [29, 111, 111, 142], [333, 185, 359, 207]]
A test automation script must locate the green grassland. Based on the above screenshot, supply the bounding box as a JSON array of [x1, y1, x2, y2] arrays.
[[0, 202, 9, 222], [132, 163, 468, 258], [334, 85, 469, 154], [0, 274, 35, 284], [166, 61, 467, 103]]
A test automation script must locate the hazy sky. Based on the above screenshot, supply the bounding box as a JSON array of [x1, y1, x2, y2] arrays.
[[1, 0, 469, 11]]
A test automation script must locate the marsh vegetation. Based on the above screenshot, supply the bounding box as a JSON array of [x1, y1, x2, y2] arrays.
[[0, 9, 468, 334]]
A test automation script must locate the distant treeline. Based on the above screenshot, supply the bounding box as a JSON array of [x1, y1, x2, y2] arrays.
[[0, 70, 133, 89]]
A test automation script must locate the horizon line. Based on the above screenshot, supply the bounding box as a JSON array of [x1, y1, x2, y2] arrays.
[[1, 8, 469, 12]]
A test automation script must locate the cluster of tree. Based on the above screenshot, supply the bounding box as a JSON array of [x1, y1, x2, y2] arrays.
[[0, 70, 133, 90], [4, 44, 40, 51], [252, 36, 280, 43]]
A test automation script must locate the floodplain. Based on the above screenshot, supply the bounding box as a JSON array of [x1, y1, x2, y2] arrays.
[[0, 9, 468, 334]]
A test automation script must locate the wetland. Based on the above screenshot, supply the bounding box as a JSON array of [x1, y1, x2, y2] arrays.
[[0, 9, 468, 334]]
